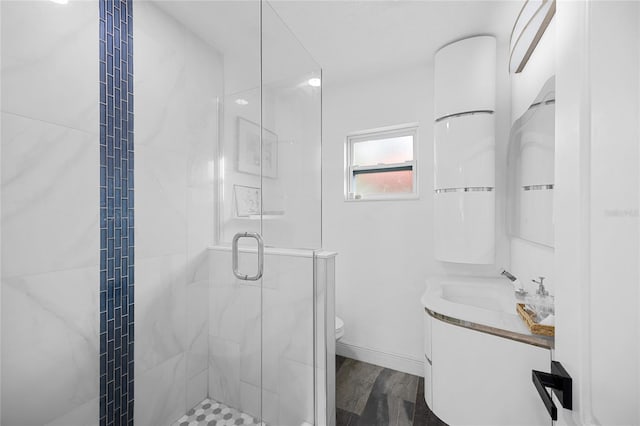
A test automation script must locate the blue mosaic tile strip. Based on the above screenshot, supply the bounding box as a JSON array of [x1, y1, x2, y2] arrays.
[[99, 0, 134, 425]]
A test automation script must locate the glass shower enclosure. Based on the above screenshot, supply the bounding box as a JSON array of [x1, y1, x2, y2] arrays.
[[131, 0, 323, 423], [208, 1, 323, 425], [0, 0, 323, 424]]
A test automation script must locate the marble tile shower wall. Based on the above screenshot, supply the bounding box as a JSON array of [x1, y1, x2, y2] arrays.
[[1, 1, 100, 425], [1, 1, 220, 425], [135, 2, 221, 426], [209, 248, 316, 425]]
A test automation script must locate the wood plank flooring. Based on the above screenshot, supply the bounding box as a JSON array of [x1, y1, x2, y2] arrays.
[[336, 356, 448, 426]]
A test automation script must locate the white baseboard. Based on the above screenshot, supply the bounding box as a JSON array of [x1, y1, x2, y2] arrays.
[[336, 341, 424, 377]]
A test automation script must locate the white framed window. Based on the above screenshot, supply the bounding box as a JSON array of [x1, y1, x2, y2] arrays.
[[345, 123, 418, 201]]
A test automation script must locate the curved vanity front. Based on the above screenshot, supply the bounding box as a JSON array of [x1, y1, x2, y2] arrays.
[[422, 276, 553, 426]]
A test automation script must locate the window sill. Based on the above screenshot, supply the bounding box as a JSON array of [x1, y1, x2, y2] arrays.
[[344, 194, 419, 202], [233, 214, 285, 220]]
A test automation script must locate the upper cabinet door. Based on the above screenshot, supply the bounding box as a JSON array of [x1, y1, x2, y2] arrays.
[[434, 36, 496, 119], [434, 113, 495, 189]]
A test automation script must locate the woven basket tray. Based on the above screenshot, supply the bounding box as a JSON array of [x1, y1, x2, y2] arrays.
[[516, 303, 555, 337]]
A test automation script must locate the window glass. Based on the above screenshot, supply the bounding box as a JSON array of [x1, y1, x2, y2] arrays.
[[346, 125, 417, 200], [352, 135, 413, 166], [354, 170, 414, 195]]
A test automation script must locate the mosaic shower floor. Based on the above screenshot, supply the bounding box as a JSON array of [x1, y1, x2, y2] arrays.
[[173, 398, 264, 426]]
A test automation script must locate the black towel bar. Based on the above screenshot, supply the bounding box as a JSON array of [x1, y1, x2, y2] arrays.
[[532, 361, 572, 420]]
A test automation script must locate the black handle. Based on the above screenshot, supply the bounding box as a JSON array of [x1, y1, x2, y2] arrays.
[[532, 370, 558, 420], [532, 361, 572, 421]]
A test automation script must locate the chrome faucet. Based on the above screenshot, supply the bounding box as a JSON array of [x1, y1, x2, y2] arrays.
[[532, 276, 548, 296], [501, 269, 517, 282], [502, 270, 528, 297]]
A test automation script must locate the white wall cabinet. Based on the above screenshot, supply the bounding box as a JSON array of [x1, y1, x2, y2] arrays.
[[433, 36, 496, 264], [434, 191, 495, 264], [434, 36, 497, 119], [434, 113, 495, 189]]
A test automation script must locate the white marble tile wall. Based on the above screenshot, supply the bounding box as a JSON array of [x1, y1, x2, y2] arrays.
[[325, 255, 337, 426], [218, 86, 322, 251], [315, 253, 337, 426], [315, 256, 328, 426], [135, 353, 188, 426], [1, 268, 100, 425], [136, 254, 188, 373], [1, 113, 99, 277], [1, 1, 98, 134], [45, 398, 99, 426], [135, 2, 222, 425], [135, 145, 188, 259], [1, 1, 99, 425], [209, 247, 330, 425], [1, 1, 220, 424], [209, 335, 241, 409]]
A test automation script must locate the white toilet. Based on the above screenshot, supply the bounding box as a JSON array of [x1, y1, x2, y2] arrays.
[[335, 316, 345, 341]]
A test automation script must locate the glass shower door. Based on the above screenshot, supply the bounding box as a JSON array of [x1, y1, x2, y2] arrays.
[[215, 1, 322, 424], [210, 0, 265, 423], [259, 2, 323, 425]]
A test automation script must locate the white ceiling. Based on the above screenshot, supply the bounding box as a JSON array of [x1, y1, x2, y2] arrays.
[[156, 0, 523, 85], [268, 0, 523, 82]]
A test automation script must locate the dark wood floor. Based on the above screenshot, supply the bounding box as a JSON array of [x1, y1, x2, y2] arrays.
[[336, 356, 447, 426]]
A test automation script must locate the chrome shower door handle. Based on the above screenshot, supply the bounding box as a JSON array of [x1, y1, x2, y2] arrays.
[[232, 232, 264, 281]]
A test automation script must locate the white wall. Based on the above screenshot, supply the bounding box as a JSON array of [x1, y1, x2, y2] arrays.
[[135, 3, 221, 424], [555, 2, 639, 424], [1, 2, 100, 425], [323, 51, 511, 373], [508, 19, 556, 294]]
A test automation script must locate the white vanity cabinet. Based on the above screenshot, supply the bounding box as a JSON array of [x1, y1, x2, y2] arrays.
[[423, 309, 552, 425], [423, 310, 433, 409]]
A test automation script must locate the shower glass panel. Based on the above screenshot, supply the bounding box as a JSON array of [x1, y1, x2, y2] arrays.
[[146, 0, 266, 423], [214, 1, 323, 425], [260, 2, 322, 250], [204, 0, 265, 423], [259, 2, 322, 425]]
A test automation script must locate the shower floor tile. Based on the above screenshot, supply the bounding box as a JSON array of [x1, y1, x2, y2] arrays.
[[173, 398, 263, 426]]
